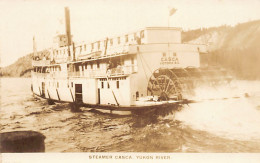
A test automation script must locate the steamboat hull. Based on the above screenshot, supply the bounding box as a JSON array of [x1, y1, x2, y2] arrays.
[[32, 86, 181, 112]]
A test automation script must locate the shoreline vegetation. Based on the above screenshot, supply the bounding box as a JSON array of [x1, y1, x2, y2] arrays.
[[1, 20, 260, 80]]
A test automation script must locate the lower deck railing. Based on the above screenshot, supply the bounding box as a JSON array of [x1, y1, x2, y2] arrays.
[[68, 65, 137, 78]]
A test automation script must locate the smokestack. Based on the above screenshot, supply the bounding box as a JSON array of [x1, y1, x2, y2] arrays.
[[65, 7, 72, 46]]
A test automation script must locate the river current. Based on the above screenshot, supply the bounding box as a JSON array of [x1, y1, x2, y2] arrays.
[[1, 78, 260, 152]]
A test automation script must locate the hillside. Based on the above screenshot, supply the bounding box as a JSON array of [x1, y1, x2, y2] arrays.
[[1, 20, 260, 79], [0, 54, 33, 77], [0, 50, 49, 77], [183, 20, 260, 79], [183, 20, 260, 50]]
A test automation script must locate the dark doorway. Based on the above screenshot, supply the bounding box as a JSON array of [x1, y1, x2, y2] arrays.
[[75, 84, 83, 103], [42, 82, 45, 98], [97, 88, 100, 104]]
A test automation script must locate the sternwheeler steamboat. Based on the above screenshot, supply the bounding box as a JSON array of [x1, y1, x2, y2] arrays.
[[31, 7, 230, 113]]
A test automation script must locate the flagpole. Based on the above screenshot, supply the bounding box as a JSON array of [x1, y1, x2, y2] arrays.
[[167, 8, 177, 65], [168, 9, 170, 61]]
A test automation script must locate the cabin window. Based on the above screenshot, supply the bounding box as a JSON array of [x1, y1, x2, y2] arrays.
[[90, 63, 93, 69], [131, 57, 134, 64], [116, 81, 119, 89], [121, 58, 124, 66], [71, 82, 73, 87], [107, 82, 110, 89], [136, 91, 139, 100], [85, 63, 88, 69], [101, 82, 104, 89], [125, 35, 128, 43], [163, 52, 166, 57], [97, 62, 100, 69], [97, 41, 100, 49], [110, 39, 113, 46], [117, 37, 120, 44], [75, 64, 79, 71]]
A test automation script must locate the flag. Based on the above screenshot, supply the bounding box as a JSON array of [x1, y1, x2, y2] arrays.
[[58, 18, 64, 24], [169, 8, 177, 16], [33, 36, 38, 58]]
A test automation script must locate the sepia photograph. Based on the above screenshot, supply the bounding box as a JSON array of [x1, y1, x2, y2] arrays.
[[0, 0, 260, 162]]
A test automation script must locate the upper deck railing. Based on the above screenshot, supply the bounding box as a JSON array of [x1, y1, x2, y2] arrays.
[[32, 65, 137, 79], [32, 60, 51, 67]]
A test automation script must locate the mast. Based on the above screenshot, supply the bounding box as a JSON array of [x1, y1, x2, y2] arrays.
[[33, 36, 38, 60]]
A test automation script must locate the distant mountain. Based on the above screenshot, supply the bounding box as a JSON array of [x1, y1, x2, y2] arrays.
[[0, 54, 33, 77], [0, 50, 49, 77], [1, 20, 260, 79], [182, 20, 260, 50], [182, 20, 260, 79]]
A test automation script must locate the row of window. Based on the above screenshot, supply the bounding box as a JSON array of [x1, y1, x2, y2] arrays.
[[99, 77, 126, 81], [34, 66, 61, 73], [75, 30, 145, 54], [101, 81, 120, 89], [35, 56, 135, 73], [55, 30, 145, 56]]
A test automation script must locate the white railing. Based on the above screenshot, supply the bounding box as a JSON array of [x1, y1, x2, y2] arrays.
[[31, 71, 46, 78], [67, 71, 81, 77], [31, 71, 67, 78], [67, 65, 137, 78], [32, 60, 51, 66], [76, 45, 131, 60]]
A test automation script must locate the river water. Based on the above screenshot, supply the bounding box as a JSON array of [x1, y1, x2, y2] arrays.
[[1, 78, 260, 152]]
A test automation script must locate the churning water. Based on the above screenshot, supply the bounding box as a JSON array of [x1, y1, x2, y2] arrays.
[[1, 78, 260, 152]]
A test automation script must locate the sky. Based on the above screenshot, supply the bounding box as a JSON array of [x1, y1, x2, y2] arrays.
[[0, 0, 260, 67]]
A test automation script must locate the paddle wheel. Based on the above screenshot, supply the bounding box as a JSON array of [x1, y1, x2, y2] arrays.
[[147, 67, 232, 101], [147, 68, 183, 101]]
